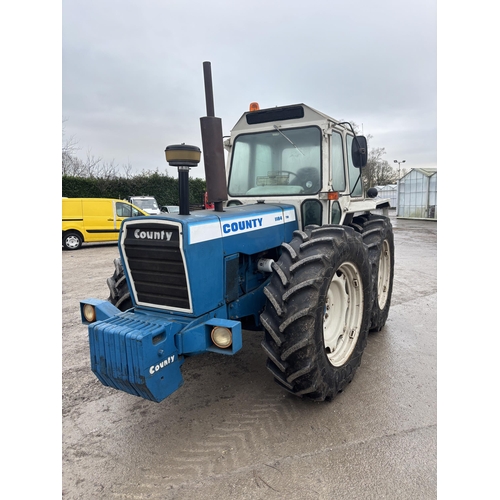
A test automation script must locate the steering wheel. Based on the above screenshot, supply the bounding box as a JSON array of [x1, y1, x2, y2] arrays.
[[278, 170, 298, 180]]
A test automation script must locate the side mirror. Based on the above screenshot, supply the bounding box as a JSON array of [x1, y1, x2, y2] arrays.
[[351, 135, 368, 168]]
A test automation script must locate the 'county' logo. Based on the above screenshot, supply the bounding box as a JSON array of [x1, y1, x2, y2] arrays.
[[149, 355, 175, 375], [134, 229, 173, 241], [222, 217, 263, 235]]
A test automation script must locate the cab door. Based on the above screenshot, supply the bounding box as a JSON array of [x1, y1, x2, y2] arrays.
[[82, 200, 146, 243], [114, 201, 134, 233], [82, 199, 117, 242]]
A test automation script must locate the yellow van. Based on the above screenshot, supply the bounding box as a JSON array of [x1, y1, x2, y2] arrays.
[[62, 198, 148, 250]]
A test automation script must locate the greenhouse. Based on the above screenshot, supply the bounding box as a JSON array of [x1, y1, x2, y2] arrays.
[[397, 168, 437, 219], [374, 184, 397, 208]]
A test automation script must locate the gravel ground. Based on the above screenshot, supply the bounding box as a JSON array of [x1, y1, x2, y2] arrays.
[[58, 214, 438, 499]]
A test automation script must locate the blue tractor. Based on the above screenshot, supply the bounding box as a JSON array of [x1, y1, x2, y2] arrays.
[[80, 62, 394, 403]]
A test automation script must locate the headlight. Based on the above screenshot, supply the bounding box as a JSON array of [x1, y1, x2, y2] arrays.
[[83, 304, 96, 323], [211, 326, 232, 348]]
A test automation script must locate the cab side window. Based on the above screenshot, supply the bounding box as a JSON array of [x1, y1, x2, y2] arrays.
[[331, 131, 345, 191]]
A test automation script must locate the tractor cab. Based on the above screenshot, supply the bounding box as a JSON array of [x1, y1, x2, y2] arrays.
[[224, 103, 379, 228]]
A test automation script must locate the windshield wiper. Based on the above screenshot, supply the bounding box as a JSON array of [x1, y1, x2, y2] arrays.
[[273, 125, 305, 156]]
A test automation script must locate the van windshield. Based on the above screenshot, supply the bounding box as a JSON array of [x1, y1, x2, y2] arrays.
[[133, 198, 158, 210]]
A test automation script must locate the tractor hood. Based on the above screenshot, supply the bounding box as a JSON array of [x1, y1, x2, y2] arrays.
[[118, 203, 298, 317]]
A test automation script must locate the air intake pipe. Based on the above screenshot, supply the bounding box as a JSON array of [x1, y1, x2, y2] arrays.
[[200, 61, 227, 212]]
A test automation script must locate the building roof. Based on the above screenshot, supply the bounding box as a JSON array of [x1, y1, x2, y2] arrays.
[[402, 168, 437, 178]]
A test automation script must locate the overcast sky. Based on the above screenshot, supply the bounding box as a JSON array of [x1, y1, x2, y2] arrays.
[[62, 0, 436, 178]]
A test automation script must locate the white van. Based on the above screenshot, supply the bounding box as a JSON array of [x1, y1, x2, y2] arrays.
[[127, 196, 161, 215]]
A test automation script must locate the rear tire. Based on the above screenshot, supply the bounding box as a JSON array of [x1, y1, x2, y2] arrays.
[[260, 225, 372, 401], [350, 214, 394, 332], [107, 258, 133, 311]]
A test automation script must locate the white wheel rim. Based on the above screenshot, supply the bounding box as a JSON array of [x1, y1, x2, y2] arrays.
[[377, 239, 391, 310], [323, 262, 364, 367], [66, 236, 80, 249]]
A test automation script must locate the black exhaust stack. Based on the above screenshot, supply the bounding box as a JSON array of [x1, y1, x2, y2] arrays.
[[200, 61, 227, 212]]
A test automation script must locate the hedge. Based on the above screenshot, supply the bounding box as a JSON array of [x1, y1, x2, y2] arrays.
[[62, 173, 207, 208]]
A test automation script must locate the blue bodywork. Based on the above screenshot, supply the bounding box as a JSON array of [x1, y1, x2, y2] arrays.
[[81, 203, 298, 402]]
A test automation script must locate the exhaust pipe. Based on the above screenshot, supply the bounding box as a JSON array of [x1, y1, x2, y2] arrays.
[[200, 62, 227, 212]]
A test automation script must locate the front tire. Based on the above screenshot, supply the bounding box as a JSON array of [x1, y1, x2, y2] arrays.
[[107, 258, 133, 311], [260, 225, 372, 401]]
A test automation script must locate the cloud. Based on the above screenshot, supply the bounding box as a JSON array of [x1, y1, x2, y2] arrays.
[[62, 0, 437, 177]]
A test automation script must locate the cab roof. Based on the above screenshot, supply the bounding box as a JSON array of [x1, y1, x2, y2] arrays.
[[230, 104, 342, 134]]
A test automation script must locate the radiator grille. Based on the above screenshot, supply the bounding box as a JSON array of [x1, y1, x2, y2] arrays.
[[122, 221, 190, 310]]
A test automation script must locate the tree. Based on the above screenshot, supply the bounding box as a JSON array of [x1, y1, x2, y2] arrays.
[[62, 121, 120, 178], [362, 146, 399, 188], [62, 123, 83, 175], [344, 121, 400, 188]]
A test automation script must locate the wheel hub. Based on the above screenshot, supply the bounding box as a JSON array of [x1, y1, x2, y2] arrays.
[[323, 262, 363, 367], [377, 239, 391, 309], [66, 235, 80, 249]]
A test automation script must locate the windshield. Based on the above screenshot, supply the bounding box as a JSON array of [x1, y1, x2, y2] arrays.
[[133, 198, 158, 210], [228, 126, 322, 197]]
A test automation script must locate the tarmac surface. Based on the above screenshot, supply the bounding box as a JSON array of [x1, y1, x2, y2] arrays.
[[62, 213, 437, 499]]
